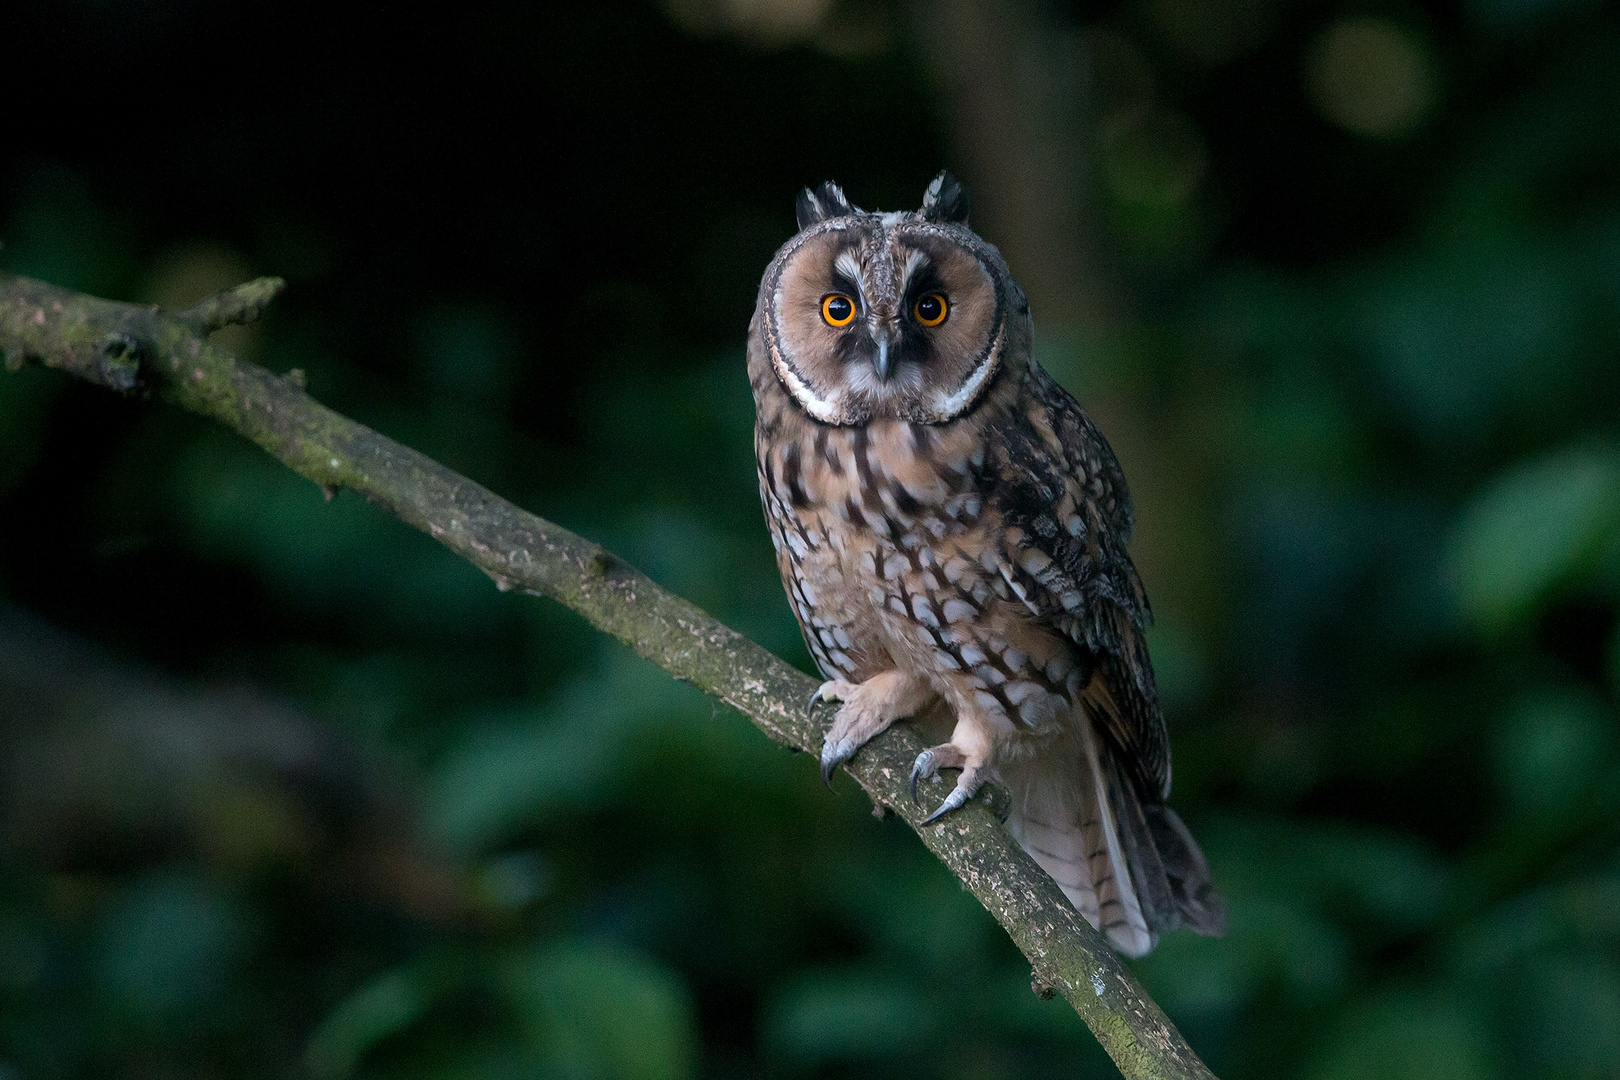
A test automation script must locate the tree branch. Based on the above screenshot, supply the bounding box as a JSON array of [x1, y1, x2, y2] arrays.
[[0, 272, 1216, 1080]]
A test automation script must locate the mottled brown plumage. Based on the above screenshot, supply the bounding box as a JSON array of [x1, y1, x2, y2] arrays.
[[749, 174, 1224, 956]]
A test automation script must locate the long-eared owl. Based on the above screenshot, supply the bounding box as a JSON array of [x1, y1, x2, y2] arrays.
[[748, 172, 1225, 956]]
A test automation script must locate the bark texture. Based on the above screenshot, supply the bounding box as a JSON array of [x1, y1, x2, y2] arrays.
[[0, 272, 1216, 1080]]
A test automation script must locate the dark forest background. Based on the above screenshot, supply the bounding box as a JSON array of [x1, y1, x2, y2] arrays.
[[2, 0, 1620, 1077]]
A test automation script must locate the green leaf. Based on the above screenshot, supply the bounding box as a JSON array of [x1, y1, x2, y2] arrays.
[[423, 654, 697, 854], [1449, 448, 1620, 634], [1493, 689, 1614, 827], [169, 432, 501, 627], [1306, 990, 1504, 1080], [93, 872, 248, 1028], [501, 939, 695, 1080], [1517, 955, 1620, 1076], [305, 963, 440, 1080], [763, 968, 937, 1064]]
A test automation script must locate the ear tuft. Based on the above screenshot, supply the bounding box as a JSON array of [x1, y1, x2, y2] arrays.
[[920, 170, 970, 225], [795, 181, 859, 229]]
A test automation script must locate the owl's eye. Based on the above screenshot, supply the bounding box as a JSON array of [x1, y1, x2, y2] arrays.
[[914, 293, 949, 327], [821, 293, 856, 327]]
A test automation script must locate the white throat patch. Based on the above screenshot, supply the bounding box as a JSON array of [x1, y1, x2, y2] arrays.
[[772, 351, 842, 422], [927, 328, 1003, 421]]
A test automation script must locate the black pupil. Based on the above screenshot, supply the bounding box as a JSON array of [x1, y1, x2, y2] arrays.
[[918, 295, 942, 321], [826, 296, 852, 322]]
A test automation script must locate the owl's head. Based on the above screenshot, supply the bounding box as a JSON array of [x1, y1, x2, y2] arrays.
[[755, 171, 1029, 426]]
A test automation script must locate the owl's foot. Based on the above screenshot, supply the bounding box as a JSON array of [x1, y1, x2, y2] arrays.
[[813, 671, 936, 785], [910, 742, 990, 825], [806, 679, 857, 718], [908, 744, 963, 802], [813, 680, 860, 784]]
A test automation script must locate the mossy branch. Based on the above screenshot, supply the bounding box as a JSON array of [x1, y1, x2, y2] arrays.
[[0, 272, 1216, 1080]]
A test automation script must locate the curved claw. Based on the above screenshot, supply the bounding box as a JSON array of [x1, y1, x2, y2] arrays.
[[920, 783, 974, 825], [820, 736, 855, 787], [804, 679, 848, 718], [908, 750, 936, 805]]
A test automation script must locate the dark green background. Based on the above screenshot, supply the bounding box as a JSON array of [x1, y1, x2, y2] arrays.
[[2, 1, 1619, 1077]]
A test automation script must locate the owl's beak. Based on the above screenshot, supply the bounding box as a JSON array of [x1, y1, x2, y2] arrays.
[[873, 333, 893, 382]]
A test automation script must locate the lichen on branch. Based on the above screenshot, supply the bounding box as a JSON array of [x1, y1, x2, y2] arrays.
[[0, 272, 1217, 1080]]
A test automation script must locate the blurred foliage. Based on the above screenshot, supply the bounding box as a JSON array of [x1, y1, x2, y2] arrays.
[[2, 0, 1620, 1078]]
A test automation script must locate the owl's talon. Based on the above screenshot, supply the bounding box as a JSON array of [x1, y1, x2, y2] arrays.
[[819, 736, 856, 786], [908, 750, 936, 805], [805, 679, 853, 718], [921, 784, 974, 825], [919, 759, 986, 825], [909, 742, 965, 806], [809, 673, 934, 788]]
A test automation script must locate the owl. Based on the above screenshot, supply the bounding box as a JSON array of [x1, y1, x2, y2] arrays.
[[748, 173, 1225, 956]]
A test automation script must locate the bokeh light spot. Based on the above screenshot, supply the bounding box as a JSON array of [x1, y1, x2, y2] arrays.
[[661, 0, 833, 46], [1306, 18, 1439, 140], [1102, 109, 1206, 210]]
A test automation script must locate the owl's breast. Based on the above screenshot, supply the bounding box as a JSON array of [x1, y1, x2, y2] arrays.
[[758, 414, 1000, 677]]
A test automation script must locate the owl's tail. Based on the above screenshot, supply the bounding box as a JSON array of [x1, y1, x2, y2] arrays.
[[1001, 715, 1225, 958]]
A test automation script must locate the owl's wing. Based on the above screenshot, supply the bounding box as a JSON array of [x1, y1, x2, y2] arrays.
[[986, 365, 1171, 801]]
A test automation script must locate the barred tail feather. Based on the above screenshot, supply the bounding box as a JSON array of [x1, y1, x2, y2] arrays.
[[1004, 724, 1156, 957], [1003, 712, 1225, 957], [1076, 716, 1157, 956], [1145, 804, 1227, 936]]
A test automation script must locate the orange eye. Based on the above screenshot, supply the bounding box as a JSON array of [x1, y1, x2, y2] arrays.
[[914, 293, 948, 327], [822, 293, 856, 327]]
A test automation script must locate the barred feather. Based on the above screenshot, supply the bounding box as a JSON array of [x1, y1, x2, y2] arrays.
[[1003, 700, 1225, 955], [1003, 719, 1156, 957]]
